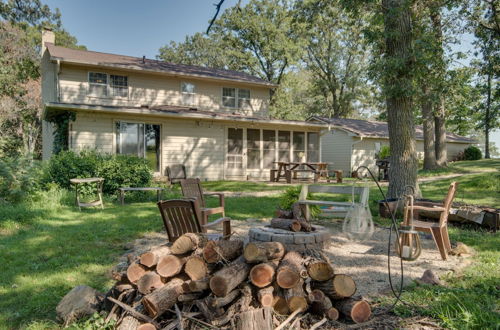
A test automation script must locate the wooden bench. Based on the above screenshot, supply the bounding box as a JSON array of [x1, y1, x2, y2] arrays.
[[118, 187, 165, 205], [298, 185, 370, 220]]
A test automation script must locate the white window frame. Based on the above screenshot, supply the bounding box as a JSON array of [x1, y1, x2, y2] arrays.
[[114, 120, 162, 173], [109, 74, 129, 98], [222, 87, 251, 109], [88, 72, 108, 97], [88, 72, 129, 99], [181, 82, 196, 106]]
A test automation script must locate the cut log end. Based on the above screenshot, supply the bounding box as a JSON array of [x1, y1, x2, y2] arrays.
[[209, 276, 228, 297], [249, 263, 275, 288], [184, 256, 208, 281], [126, 263, 147, 284], [327, 307, 339, 321], [156, 255, 185, 278], [350, 300, 371, 323], [276, 268, 300, 289], [308, 262, 334, 281], [333, 274, 356, 298], [137, 272, 164, 295], [272, 296, 290, 315], [287, 296, 308, 313]]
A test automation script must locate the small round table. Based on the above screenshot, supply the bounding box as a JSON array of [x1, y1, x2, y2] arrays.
[[70, 177, 104, 211]]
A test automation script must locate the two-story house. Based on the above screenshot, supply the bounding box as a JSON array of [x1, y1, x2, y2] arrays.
[[41, 29, 326, 181]]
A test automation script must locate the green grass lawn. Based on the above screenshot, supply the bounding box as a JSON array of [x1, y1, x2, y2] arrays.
[[0, 160, 498, 328], [418, 159, 500, 177]]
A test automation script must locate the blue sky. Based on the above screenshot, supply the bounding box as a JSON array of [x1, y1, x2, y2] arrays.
[[41, 0, 499, 150]]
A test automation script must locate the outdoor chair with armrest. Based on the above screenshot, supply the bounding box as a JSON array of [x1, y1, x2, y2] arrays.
[[157, 198, 231, 242], [180, 178, 225, 229], [411, 182, 458, 260]]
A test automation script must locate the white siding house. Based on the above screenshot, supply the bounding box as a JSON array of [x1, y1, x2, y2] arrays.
[[41, 29, 326, 181], [312, 117, 475, 176]]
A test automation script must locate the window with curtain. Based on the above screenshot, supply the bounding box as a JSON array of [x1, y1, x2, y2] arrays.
[[293, 132, 305, 162], [278, 131, 290, 162], [307, 132, 319, 162], [88, 72, 107, 97], [115, 122, 160, 171], [181, 82, 196, 105], [247, 129, 260, 169], [263, 130, 276, 168]]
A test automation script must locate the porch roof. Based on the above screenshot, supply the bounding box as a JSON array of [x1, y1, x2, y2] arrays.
[[44, 102, 326, 129]]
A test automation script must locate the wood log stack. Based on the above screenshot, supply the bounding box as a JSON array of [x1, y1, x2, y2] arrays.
[[71, 233, 371, 329]]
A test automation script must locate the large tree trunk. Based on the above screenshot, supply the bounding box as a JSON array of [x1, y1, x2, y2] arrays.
[[485, 70, 492, 158], [430, 6, 447, 167], [383, 0, 419, 198], [421, 85, 437, 170]]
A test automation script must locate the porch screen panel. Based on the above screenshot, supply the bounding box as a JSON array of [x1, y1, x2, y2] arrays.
[[146, 124, 161, 171], [278, 131, 290, 162], [307, 132, 319, 162], [247, 129, 260, 169], [293, 132, 305, 162], [227, 128, 243, 168], [263, 130, 276, 168]]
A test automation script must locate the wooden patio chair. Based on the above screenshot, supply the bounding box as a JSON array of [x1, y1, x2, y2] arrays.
[[180, 178, 225, 228], [411, 182, 458, 260], [157, 199, 231, 242], [166, 164, 187, 184]]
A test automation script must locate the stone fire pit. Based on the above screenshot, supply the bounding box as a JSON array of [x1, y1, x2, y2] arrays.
[[249, 225, 331, 251]]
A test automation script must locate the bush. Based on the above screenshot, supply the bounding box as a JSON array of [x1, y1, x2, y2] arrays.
[[377, 145, 391, 160], [278, 186, 320, 218], [43, 150, 153, 194], [0, 156, 43, 203], [464, 146, 482, 160]]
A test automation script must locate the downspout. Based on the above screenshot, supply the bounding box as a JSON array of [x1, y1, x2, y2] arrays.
[[56, 59, 61, 102]]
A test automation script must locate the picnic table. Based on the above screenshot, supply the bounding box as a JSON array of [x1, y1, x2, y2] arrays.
[[270, 162, 330, 183], [70, 177, 104, 211]]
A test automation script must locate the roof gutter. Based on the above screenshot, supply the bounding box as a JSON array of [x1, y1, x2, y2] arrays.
[[51, 57, 279, 89], [43, 102, 327, 129]]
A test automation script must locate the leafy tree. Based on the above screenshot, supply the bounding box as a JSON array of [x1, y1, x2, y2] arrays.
[[467, 0, 500, 159], [0, 0, 84, 157], [268, 70, 312, 120], [157, 32, 236, 70], [295, 0, 371, 119], [211, 0, 305, 89]]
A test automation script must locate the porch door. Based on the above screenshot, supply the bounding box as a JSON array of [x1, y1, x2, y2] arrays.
[[226, 128, 245, 178]]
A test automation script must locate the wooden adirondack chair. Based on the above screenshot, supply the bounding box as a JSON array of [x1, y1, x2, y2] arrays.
[[157, 199, 231, 242], [412, 182, 458, 260], [180, 178, 225, 228]]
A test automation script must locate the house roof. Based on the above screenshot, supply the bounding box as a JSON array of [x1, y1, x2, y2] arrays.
[[45, 43, 277, 88], [45, 102, 325, 128], [310, 116, 475, 143]]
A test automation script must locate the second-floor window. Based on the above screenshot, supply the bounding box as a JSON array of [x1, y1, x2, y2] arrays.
[[88, 72, 108, 97], [88, 72, 128, 98], [110, 75, 128, 97], [222, 87, 250, 109], [181, 82, 196, 106]]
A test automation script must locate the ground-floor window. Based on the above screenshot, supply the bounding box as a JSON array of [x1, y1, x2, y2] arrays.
[[227, 128, 243, 169], [115, 121, 160, 171]]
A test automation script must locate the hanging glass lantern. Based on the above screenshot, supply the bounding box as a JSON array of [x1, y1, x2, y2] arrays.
[[395, 194, 422, 261], [343, 183, 374, 241]]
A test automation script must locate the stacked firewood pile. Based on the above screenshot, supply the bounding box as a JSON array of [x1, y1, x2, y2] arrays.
[[96, 233, 371, 329]]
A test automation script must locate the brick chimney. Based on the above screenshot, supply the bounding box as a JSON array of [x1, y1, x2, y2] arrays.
[[41, 27, 55, 56]]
